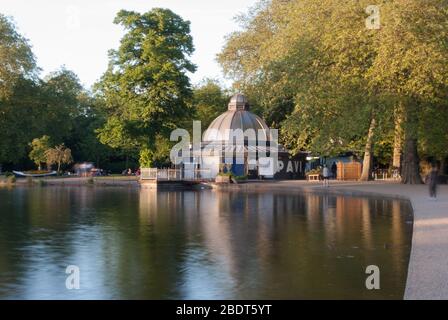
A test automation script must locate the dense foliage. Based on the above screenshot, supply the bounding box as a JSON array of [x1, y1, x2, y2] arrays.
[[0, 10, 202, 172], [1, 2, 447, 181], [95, 8, 196, 167], [218, 0, 448, 183]]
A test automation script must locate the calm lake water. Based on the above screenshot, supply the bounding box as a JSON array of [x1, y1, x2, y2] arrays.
[[0, 186, 413, 299]]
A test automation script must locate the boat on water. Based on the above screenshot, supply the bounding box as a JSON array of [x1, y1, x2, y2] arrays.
[[13, 170, 57, 178]]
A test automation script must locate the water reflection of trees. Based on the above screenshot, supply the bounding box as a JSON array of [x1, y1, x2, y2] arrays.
[[138, 189, 412, 299], [0, 187, 412, 299]]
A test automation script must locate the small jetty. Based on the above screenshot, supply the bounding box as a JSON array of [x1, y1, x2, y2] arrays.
[[139, 168, 212, 189]]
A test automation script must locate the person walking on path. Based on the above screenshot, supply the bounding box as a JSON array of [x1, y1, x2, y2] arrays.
[[426, 164, 439, 200], [322, 165, 330, 187]]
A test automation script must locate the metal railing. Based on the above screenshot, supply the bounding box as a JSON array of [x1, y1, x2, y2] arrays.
[[140, 168, 213, 181], [141, 168, 181, 181], [373, 169, 401, 181]]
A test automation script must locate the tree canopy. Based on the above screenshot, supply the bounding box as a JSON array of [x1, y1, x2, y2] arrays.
[[1, 4, 447, 179], [0, 14, 37, 98], [218, 0, 448, 183], [29, 135, 51, 170], [96, 8, 196, 165]]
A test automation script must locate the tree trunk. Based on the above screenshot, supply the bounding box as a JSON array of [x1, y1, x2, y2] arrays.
[[401, 102, 423, 184], [57, 161, 61, 175], [393, 104, 403, 170], [401, 138, 422, 184], [392, 140, 402, 169], [359, 116, 376, 181]]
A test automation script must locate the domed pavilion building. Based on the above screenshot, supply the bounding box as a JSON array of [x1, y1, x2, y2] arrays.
[[184, 94, 306, 180]]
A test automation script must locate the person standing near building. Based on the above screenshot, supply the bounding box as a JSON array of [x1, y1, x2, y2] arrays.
[[331, 162, 337, 179], [426, 164, 439, 200], [322, 164, 330, 187]]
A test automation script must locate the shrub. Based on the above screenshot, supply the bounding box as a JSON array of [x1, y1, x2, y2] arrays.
[[234, 175, 248, 181], [7, 176, 16, 184], [139, 148, 153, 168], [216, 172, 248, 182], [217, 172, 232, 177]]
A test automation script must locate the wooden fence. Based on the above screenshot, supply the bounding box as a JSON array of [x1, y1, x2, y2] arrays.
[[337, 162, 362, 181]]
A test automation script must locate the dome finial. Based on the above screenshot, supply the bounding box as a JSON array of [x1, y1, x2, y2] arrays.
[[228, 93, 249, 111]]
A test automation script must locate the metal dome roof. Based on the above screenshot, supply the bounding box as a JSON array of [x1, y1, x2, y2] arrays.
[[228, 93, 250, 111], [203, 94, 271, 142]]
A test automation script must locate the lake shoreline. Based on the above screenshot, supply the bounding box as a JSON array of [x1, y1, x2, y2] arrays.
[[2, 178, 446, 300]]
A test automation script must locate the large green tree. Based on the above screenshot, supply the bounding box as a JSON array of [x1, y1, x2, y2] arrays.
[[96, 8, 196, 166], [0, 15, 40, 165], [368, 0, 448, 183], [218, 0, 294, 127], [0, 14, 37, 98], [39, 68, 83, 144], [219, 0, 448, 183], [220, 0, 385, 180]]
